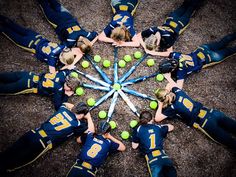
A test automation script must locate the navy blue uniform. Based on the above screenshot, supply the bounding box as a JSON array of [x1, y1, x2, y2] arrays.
[[141, 0, 202, 50], [103, 0, 140, 38], [38, 0, 98, 48], [0, 15, 65, 68], [67, 132, 119, 177], [0, 70, 71, 110], [0, 104, 88, 173], [163, 87, 236, 150], [170, 33, 236, 80], [132, 124, 176, 177]]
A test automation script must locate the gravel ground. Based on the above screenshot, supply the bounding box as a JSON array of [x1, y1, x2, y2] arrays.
[[0, 0, 235, 177]]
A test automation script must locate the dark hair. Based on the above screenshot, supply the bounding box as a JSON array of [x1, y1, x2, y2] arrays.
[[71, 102, 89, 115], [65, 74, 81, 91], [139, 111, 153, 125], [96, 121, 111, 135]]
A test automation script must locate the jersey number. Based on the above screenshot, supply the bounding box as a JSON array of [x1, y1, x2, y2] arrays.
[[183, 98, 193, 112], [113, 14, 129, 23], [42, 73, 56, 88], [87, 144, 102, 158], [149, 134, 156, 149], [49, 113, 71, 131]]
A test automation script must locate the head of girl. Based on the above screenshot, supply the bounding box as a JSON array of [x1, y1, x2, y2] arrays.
[[59, 48, 77, 65], [144, 32, 161, 51], [155, 88, 176, 108], [111, 25, 131, 42], [64, 73, 81, 92], [71, 102, 89, 119], [76, 36, 92, 54], [138, 111, 153, 125], [96, 121, 111, 136]]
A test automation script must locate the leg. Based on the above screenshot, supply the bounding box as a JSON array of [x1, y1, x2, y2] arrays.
[[162, 165, 177, 177], [38, 0, 73, 28], [0, 131, 48, 172], [200, 115, 236, 150], [0, 72, 32, 94], [216, 110, 236, 135], [67, 161, 95, 177]]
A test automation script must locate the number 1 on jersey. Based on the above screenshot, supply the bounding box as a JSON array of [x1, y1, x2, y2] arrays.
[[149, 134, 156, 149]]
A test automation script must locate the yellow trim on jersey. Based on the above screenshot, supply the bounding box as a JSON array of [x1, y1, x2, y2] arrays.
[[39, 5, 57, 28], [87, 170, 96, 176], [119, 5, 128, 11], [38, 130, 47, 138], [0, 88, 37, 96], [195, 125, 221, 144], [2, 32, 36, 54], [179, 22, 190, 35], [198, 109, 207, 119], [131, 0, 140, 16], [82, 162, 92, 169], [145, 156, 153, 177], [7, 141, 52, 172]]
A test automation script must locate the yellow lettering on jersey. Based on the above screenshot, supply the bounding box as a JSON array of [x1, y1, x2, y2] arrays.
[[197, 52, 205, 60], [44, 73, 56, 80], [121, 16, 129, 23], [72, 26, 81, 31], [119, 5, 128, 11], [42, 79, 54, 88], [149, 134, 156, 149], [183, 98, 193, 112], [113, 14, 122, 21], [87, 144, 102, 158], [42, 46, 51, 55], [48, 42, 58, 48], [67, 28, 73, 34], [170, 21, 178, 28], [179, 54, 194, 67], [49, 113, 71, 131]]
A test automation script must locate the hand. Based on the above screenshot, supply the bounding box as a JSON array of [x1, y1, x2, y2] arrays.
[[112, 41, 125, 47], [67, 65, 76, 70], [145, 49, 158, 56]]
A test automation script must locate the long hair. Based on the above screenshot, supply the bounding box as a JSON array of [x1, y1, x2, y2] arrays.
[[145, 34, 157, 50], [111, 25, 131, 42], [94, 120, 111, 137], [155, 88, 176, 108], [77, 37, 92, 54], [138, 111, 153, 125], [65, 74, 81, 91], [59, 49, 75, 65]]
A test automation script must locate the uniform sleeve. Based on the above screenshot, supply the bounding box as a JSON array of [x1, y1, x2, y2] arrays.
[[74, 120, 88, 137], [47, 57, 57, 67], [80, 133, 88, 144], [52, 89, 69, 110], [176, 68, 187, 80], [141, 27, 158, 38], [159, 125, 169, 138], [128, 26, 136, 38], [103, 21, 116, 37], [86, 31, 98, 41], [132, 128, 139, 143], [109, 141, 120, 153], [162, 106, 176, 118]]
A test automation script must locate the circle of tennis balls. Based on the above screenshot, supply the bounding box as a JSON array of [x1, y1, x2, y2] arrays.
[[147, 59, 155, 67], [118, 60, 126, 68], [103, 60, 111, 68], [87, 98, 96, 107], [81, 60, 90, 68], [98, 110, 107, 119], [134, 51, 142, 59], [94, 55, 101, 62], [70, 72, 79, 78], [109, 121, 117, 129], [156, 74, 164, 82], [121, 131, 130, 140], [123, 55, 132, 62], [150, 101, 158, 110], [75, 87, 84, 96], [130, 120, 138, 128]]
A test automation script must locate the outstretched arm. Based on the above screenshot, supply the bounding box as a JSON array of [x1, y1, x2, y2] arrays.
[[49, 66, 56, 73], [154, 101, 167, 122], [164, 73, 183, 89], [112, 34, 140, 47], [84, 112, 95, 133], [105, 133, 126, 151], [98, 31, 115, 43]]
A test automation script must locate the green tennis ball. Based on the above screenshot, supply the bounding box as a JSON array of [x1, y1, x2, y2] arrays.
[[134, 51, 142, 59], [70, 72, 78, 78], [94, 55, 101, 62], [109, 121, 117, 129], [147, 59, 155, 67], [87, 98, 96, 106], [150, 101, 158, 110], [98, 110, 107, 119], [75, 87, 84, 96], [121, 131, 130, 140], [130, 120, 138, 128], [124, 55, 132, 62], [118, 60, 126, 68], [156, 74, 164, 82], [81, 60, 90, 68], [103, 60, 111, 68], [113, 83, 121, 91]]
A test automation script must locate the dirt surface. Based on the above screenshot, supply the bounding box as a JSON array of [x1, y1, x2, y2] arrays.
[[0, 0, 236, 177]]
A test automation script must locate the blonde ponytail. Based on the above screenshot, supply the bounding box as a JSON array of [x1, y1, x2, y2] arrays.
[[155, 88, 176, 108]]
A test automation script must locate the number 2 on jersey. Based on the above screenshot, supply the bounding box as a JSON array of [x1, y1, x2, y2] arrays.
[[87, 144, 102, 158], [149, 134, 156, 149]]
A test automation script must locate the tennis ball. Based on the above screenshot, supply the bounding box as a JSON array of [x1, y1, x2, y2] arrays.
[[70, 72, 78, 78], [134, 51, 142, 59], [124, 55, 132, 62], [130, 120, 138, 128], [121, 131, 130, 140], [87, 98, 96, 107], [81, 60, 90, 68], [98, 110, 107, 119], [94, 55, 101, 62], [156, 74, 164, 82], [103, 60, 111, 68], [75, 87, 84, 96], [109, 121, 117, 129], [150, 101, 158, 110], [118, 60, 126, 68], [147, 59, 155, 67], [113, 83, 121, 91]]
